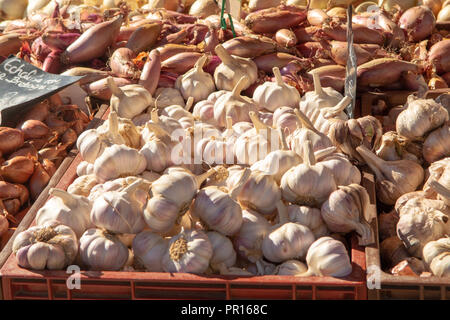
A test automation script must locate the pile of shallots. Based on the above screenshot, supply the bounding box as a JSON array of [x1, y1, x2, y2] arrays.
[[0, 96, 89, 242], [12, 52, 377, 277]]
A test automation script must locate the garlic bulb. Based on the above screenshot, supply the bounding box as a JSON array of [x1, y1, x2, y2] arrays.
[[76, 161, 94, 176], [76, 111, 125, 163], [108, 77, 152, 119], [287, 109, 334, 158], [317, 153, 361, 186], [298, 236, 352, 277], [321, 184, 374, 246], [214, 77, 258, 128], [139, 123, 173, 173], [148, 108, 183, 135], [246, 260, 277, 275], [162, 228, 213, 274], [274, 260, 308, 275], [161, 97, 195, 129], [423, 123, 450, 163], [93, 144, 147, 183], [214, 44, 258, 91], [272, 107, 300, 135], [91, 179, 149, 234], [36, 189, 93, 238], [376, 131, 423, 164], [253, 67, 301, 112], [88, 176, 150, 202], [207, 231, 237, 273], [356, 145, 424, 205], [153, 87, 185, 109], [396, 197, 449, 258], [132, 230, 168, 271], [79, 228, 129, 271], [234, 208, 272, 263], [67, 174, 98, 197], [234, 111, 279, 166], [396, 96, 449, 141], [423, 237, 450, 277], [288, 205, 328, 238], [97, 115, 142, 149], [281, 140, 337, 207], [192, 100, 217, 126], [13, 220, 78, 270], [299, 73, 348, 134], [328, 116, 383, 164], [192, 168, 250, 235], [251, 128, 303, 183], [175, 55, 216, 102], [262, 201, 315, 263], [430, 180, 450, 206], [144, 167, 223, 234]]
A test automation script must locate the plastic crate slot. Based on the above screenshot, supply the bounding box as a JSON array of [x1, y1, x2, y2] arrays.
[[229, 285, 293, 300], [134, 287, 227, 300]]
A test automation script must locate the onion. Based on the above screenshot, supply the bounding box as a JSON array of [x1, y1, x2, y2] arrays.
[[0, 156, 35, 184], [189, 0, 220, 18], [0, 128, 24, 155], [419, 0, 444, 16], [28, 162, 50, 200], [399, 6, 436, 42], [437, 5, 450, 22], [19, 120, 49, 140]]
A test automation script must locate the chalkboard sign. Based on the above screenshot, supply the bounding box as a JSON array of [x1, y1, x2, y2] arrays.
[[0, 56, 83, 127]]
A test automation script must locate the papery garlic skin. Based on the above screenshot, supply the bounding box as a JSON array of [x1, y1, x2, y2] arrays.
[[175, 55, 216, 102], [93, 144, 147, 183], [233, 209, 272, 263], [423, 238, 450, 265], [288, 205, 328, 238], [132, 231, 168, 271], [274, 260, 308, 275], [67, 174, 98, 197], [321, 185, 374, 246], [35, 189, 93, 238], [162, 229, 213, 274], [317, 153, 362, 186], [108, 77, 152, 119], [79, 228, 129, 271], [253, 67, 300, 112], [13, 221, 78, 270], [154, 87, 185, 109], [76, 161, 94, 176], [88, 176, 149, 203], [262, 222, 315, 263], [90, 180, 148, 234], [303, 236, 352, 277], [396, 97, 449, 141], [272, 107, 300, 135], [423, 123, 450, 163], [207, 231, 237, 272]]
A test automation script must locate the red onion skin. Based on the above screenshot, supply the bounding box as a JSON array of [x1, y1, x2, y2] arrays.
[[43, 50, 62, 74], [399, 6, 436, 43], [202, 28, 220, 53], [296, 41, 330, 58], [20, 120, 50, 140], [245, 9, 307, 34], [204, 56, 221, 76], [357, 59, 420, 88], [428, 39, 450, 74], [41, 32, 80, 51], [139, 50, 161, 95], [353, 13, 405, 47], [307, 9, 330, 26], [158, 72, 178, 88], [30, 37, 52, 62], [0, 156, 35, 184], [222, 36, 276, 58], [293, 26, 321, 43], [275, 29, 298, 48], [41, 158, 56, 177], [161, 52, 202, 74], [61, 15, 123, 64], [254, 53, 306, 73], [157, 44, 200, 61], [8, 143, 38, 161], [322, 24, 385, 45], [330, 41, 373, 66], [126, 23, 162, 54], [109, 48, 140, 79], [0, 128, 24, 155], [83, 77, 136, 100], [4, 199, 20, 215]]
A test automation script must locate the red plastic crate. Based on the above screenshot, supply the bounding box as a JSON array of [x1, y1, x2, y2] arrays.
[[0, 108, 369, 300]]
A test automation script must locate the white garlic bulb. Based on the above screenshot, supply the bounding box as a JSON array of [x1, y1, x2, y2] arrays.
[[423, 237, 450, 277], [214, 44, 258, 91], [79, 228, 129, 271], [316, 153, 361, 186], [67, 174, 99, 197], [213, 77, 258, 128], [148, 108, 183, 135], [288, 205, 328, 238], [299, 236, 352, 277], [13, 221, 78, 270], [162, 228, 213, 274], [192, 99, 217, 126], [272, 107, 300, 136], [274, 260, 308, 275], [88, 176, 150, 203], [154, 87, 185, 109], [76, 111, 126, 163], [423, 123, 450, 163], [262, 201, 315, 263], [281, 140, 337, 207], [191, 168, 251, 236], [36, 188, 93, 238], [132, 230, 168, 271], [253, 67, 301, 112], [161, 97, 195, 129], [139, 123, 173, 173], [91, 179, 149, 234], [93, 144, 147, 183], [207, 231, 237, 273], [108, 77, 152, 119], [234, 208, 272, 263], [321, 184, 374, 246], [175, 55, 216, 102], [76, 161, 94, 176]]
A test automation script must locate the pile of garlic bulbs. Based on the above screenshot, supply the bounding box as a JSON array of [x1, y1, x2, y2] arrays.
[[12, 53, 377, 278]]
